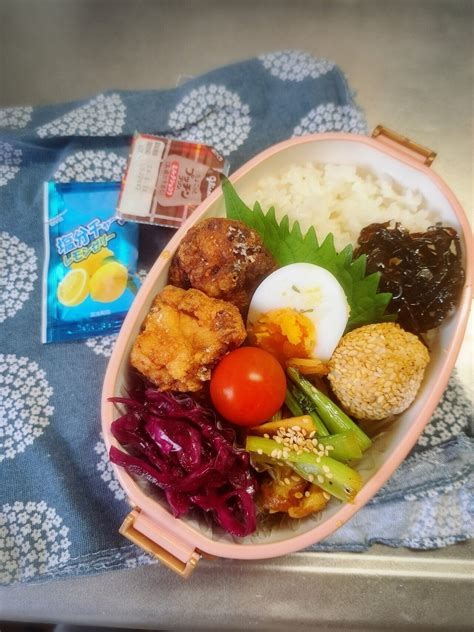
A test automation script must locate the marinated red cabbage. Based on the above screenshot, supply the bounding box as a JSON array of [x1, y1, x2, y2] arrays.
[[109, 388, 257, 537]]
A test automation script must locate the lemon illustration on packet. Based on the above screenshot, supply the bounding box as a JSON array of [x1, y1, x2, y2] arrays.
[[43, 181, 140, 343]]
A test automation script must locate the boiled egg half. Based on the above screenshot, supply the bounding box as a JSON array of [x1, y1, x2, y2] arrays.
[[247, 263, 350, 362]]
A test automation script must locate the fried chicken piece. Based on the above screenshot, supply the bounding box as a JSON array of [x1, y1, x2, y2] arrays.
[[130, 285, 246, 392], [168, 218, 275, 315]]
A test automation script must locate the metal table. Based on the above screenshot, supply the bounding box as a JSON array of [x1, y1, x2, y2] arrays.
[[1, 0, 472, 629], [2, 542, 473, 630]]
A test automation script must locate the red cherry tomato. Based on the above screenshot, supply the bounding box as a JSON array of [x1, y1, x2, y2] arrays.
[[210, 347, 287, 426]]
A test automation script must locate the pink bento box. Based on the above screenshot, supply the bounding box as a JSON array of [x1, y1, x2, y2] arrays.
[[101, 128, 473, 577]]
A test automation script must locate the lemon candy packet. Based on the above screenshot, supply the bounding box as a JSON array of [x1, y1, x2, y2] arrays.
[[42, 181, 140, 343]]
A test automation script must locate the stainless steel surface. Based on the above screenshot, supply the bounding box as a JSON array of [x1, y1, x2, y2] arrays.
[[2, 542, 474, 630], [1, 0, 472, 220], [0, 0, 472, 629]]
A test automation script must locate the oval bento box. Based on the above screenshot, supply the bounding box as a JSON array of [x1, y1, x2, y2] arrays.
[[101, 127, 473, 577]]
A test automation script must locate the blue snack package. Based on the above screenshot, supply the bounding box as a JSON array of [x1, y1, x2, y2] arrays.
[[42, 181, 140, 343]]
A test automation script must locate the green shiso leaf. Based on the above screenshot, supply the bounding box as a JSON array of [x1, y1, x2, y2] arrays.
[[222, 178, 396, 332]]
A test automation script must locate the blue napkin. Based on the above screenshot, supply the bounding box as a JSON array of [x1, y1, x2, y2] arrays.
[[0, 51, 472, 585]]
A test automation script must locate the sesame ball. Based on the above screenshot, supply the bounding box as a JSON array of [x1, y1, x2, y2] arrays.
[[328, 322, 430, 421]]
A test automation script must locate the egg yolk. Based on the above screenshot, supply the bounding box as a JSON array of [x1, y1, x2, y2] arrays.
[[248, 308, 316, 364]]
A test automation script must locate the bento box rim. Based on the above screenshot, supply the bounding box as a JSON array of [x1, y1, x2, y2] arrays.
[[101, 132, 473, 561]]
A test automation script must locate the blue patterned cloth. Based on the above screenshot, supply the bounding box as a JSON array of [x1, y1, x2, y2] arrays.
[[0, 51, 472, 585]]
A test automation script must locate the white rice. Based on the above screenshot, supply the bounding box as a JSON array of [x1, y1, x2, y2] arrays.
[[248, 163, 437, 252]]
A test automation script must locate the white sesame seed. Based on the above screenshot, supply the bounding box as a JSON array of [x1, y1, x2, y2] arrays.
[[326, 445, 335, 451], [284, 477, 291, 485], [323, 492, 331, 500], [270, 449, 277, 458], [317, 474, 325, 484], [263, 433, 270, 439], [291, 474, 300, 482], [308, 474, 314, 482], [292, 425, 301, 432], [257, 449, 263, 455], [275, 436, 282, 444], [326, 472, 333, 480], [294, 492, 304, 499], [304, 491, 310, 497], [309, 431, 316, 438], [316, 457, 321, 463], [322, 465, 330, 474], [282, 450, 289, 459]]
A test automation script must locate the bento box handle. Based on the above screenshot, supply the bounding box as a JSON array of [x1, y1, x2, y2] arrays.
[[120, 508, 201, 578], [372, 125, 437, 166]]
